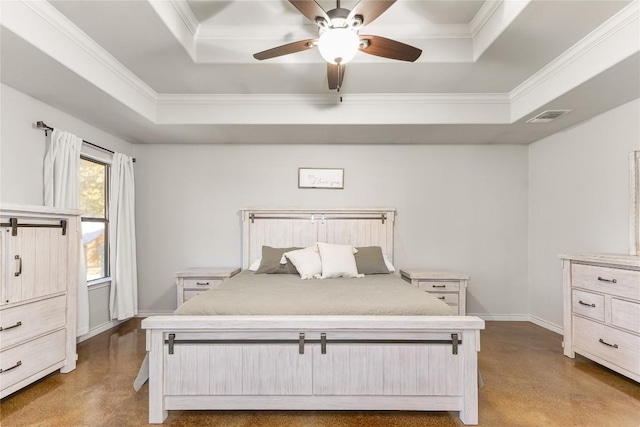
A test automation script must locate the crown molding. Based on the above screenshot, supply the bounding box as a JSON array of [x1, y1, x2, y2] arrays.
[[469, 0, 503, 38], [510, 1, 639, 103], [472, 0, 531, 61], [157, 93, 510, 106], [147, 0, 197, 61], [20, 0, 158, 104], [197, 23, 473, 41], [6, 0, 158, 121], [170, 0, 200, 37]]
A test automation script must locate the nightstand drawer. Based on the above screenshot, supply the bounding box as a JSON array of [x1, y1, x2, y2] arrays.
[[571, 290, 604, 322], [572, 264, 640, 300], [417, 281, 460, 292], [430, 293, 458, 306], [183, 278, 223, 290], [183, 290, 211, 301]]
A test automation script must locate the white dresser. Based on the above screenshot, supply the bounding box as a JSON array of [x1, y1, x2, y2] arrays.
[[560, 254, 640, 382], [0, 205, 80, 398]]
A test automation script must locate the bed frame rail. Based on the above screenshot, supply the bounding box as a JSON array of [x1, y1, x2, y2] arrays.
[[165, 332, 462, 355]]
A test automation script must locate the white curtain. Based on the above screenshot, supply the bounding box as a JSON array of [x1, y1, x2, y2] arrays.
[[44, 129, 90, 337], [109, 153, 138, 320]]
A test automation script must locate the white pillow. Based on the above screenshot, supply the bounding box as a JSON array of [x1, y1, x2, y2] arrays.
[[283, 247, 322, 280], [383, 255, 395, 273], [316, 242, 364, 279], [248, 258, 261, 271]]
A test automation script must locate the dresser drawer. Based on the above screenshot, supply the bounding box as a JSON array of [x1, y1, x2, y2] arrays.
[[572, 264, 640, 300], [183, 278, 223, 290], [612, 298, 640, 334], [429, 293, 459, 306], [573, 316, 640, 375], [417, 281, 460, 292], [0, 329, 66, 392], [571, 290, 604, 322], [0, 295, 66, 350]]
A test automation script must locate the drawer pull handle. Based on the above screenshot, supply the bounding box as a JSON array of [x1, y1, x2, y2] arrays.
[[432, 285, 446, 288], [14, 255, 22, 277], [0, 360, 22, 373], [597, 276, 617, 284], [598, 339, 618, 349], [196, 282, 210, 286], [0, 321, 22, 332], [578, 300, 595, 308], [437, 296, 446, 300]]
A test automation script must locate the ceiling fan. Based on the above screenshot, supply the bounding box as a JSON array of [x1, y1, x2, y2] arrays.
[[253, 0, 422, 91]]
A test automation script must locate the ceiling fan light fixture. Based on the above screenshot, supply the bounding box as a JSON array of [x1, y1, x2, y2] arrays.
[[317, 28, 360, 65]]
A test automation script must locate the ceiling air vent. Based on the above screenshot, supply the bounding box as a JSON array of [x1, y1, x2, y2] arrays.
[[526, 110, 571, 123]]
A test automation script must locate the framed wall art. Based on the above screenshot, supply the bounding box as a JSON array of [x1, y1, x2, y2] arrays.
[[298, 168, 344, 189]]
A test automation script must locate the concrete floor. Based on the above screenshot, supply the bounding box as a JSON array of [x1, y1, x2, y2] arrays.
[[1, 320, 638, 426]]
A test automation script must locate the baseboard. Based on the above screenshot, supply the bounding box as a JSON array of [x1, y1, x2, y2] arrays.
[[529, 315, 563, 335], [77, 319, 126, 343], [469, 314, 530, 321], [136, 310, 174, 317], [469, 313, 563, 335]]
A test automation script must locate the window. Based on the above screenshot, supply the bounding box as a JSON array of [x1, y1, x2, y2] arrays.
[[79, 156, 109, 282]]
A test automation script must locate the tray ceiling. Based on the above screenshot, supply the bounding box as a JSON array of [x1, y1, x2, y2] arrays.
[[1, 0, 638, 144]]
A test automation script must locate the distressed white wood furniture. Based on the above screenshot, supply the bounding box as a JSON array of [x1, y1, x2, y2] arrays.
[[143, 207, 485, 425], [0, 204, 80, 398], [400, 269, 469, 315], [631, 151, 639, 256], [560, 254, 640, 382], [176, 267, 240, 306]]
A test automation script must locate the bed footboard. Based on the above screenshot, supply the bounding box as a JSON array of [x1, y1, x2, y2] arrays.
[[143, 315, 484, 425]]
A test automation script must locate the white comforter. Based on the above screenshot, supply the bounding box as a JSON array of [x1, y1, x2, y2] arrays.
[[174, 271, 455, 316]]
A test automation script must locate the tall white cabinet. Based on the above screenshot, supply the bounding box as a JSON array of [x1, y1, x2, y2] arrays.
[[0, 205, 80, 398]]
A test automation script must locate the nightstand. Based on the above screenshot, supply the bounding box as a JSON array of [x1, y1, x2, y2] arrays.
[[176, 267, 240, 306], [399, 269, 469, 315]]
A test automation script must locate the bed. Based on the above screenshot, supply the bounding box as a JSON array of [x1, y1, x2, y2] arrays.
[[142, 207, 485, 425]]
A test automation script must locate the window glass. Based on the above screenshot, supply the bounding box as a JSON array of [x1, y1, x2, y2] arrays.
[[80, 157, 109, 282], [83, 222, 107, 281], [80, 159, 106, 218]]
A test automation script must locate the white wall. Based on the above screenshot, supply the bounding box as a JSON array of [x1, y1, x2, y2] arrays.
[[134, 144, 529, 316], [529, 99, 640, 329], [0, 83, 135, 338], [7, 83, 636, 332]]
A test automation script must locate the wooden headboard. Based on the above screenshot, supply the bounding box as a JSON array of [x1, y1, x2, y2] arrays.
[[241, 207, 396, 269]]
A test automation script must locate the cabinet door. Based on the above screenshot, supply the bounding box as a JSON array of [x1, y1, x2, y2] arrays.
[[6, 226, 68, 304], [1, 228, 7, 305], [164, 344, 313, 395], [312, 344, 463, 396]]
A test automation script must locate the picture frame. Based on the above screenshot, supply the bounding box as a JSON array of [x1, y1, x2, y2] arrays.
[[298, 168, 344, 189]]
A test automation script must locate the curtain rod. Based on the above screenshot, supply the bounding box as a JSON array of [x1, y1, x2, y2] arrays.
[[36, 121, 136, 163]]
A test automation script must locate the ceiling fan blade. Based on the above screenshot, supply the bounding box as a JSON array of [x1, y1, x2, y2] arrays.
[[253, 39, 317, 60], [289, 0, 329, 25], [348, 0, 396, 26], [327, 63, 345, 90], [359, 35, 422, 62]]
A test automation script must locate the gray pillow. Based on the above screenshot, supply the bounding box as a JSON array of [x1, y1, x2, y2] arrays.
[[255, 246, 301, 274], [354, 246, 390, 274]]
